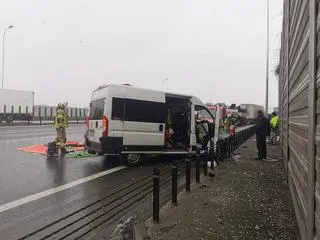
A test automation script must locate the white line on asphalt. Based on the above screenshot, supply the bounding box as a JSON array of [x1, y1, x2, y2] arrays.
[[0, 133, 83, 143], [0, 166, 126, 214]]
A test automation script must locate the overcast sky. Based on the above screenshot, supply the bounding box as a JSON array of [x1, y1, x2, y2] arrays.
[[0, 0, 282, 109]]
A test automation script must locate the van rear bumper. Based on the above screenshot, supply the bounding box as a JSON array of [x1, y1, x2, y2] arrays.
[[85, 135, 123, 155], [84, 136, 102, 154], [100, 136, 123, 154]]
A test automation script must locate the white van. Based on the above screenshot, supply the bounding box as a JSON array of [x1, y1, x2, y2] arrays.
[[85, 84, 215, 166]]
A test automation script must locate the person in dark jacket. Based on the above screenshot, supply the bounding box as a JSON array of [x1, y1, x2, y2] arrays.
[[255, 110, 270, 160]]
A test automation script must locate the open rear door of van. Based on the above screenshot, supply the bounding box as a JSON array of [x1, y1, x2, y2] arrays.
[[88, 97, 106, 143]]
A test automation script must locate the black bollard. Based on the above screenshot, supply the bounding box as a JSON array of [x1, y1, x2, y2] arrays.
[[172, 161, 178, 205], [153, 168, 160, 221], [203, 152, 208, 176], [186, 159, 191, 192], [216, 141, 221, 164], [196, 148, 200, 183], [210, 147, 214, 170], [227, 137, 231, 158]]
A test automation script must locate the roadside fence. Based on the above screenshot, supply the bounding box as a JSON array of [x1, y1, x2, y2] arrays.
[[0, 105, 88, 125], [152, 125, 256, 221]]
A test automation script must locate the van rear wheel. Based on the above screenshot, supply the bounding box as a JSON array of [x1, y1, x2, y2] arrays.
[[123, 153, 142, 166]]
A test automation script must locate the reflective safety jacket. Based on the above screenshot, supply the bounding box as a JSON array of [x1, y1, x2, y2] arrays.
[[224, 118, 233, 131], [270, 116, 279, 128], [55, 110, 68, 128]]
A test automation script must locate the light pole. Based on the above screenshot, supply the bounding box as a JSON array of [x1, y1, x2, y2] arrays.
[[2, 25, 14, 89], [162, 78, 168, 91], [265, 0, 270, 113]]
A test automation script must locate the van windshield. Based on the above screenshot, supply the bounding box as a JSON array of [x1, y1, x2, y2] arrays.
[[89, 98, 105, 120]]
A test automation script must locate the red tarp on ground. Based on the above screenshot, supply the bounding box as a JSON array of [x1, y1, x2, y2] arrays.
[[17, 141, 85, 155]]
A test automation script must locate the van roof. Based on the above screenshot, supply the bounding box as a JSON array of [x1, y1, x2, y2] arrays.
[[91, 84, 204, 106]]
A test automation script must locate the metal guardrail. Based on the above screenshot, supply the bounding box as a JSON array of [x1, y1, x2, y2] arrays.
[[152, 125, 256, 221], [17, 125, 255, 239], [0, 105, 88, 124]]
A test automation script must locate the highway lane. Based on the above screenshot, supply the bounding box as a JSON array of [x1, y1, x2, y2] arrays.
[[0, 125, 187, 239], [0, 164, 175, 239], [0, 124, 252, 204], [0, 124, 253, 239], [0, 125, 123, 204]]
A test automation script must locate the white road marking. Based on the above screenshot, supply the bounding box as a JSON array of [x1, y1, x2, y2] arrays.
[[0, 166, 126, 213]]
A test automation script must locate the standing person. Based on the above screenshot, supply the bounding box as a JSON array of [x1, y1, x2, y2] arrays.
[[255, 110, 270, 160], [55, 102, 69, 151], [224, 114, 233, 133], [270, 112, 279, 144], [165, 107, 174, 148]]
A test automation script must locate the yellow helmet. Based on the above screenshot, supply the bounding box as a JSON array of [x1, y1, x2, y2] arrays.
[[58, 102, 68, 109]]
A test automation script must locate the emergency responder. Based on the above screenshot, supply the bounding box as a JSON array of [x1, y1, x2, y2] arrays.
[[224, 114, 233, 133], [195, 112, 209, 148], [270, 112, 279, 144], [55, 102, 69, 151], [165, 107, 174, 148]]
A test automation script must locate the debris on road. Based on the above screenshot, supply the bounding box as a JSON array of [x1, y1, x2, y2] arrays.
[[17, 141, 85, 156], [111, 217, 135, 240]]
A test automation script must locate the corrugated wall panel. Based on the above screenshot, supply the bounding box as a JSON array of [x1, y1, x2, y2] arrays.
[[288, 170, 307, 238], [279, 0, 319, 239], [287, 0, 309, 236], [315, 0, 320, 238]]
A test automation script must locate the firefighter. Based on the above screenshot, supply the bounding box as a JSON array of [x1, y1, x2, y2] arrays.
[[224, 114, 233, 133], [195, 112, 209, 148], [165, 107, 174, 147], [55, 102, 69, 151]]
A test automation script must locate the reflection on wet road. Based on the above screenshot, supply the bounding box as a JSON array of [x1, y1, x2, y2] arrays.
[[0, 124, 178, 239], [0, 124, 253, 239], [0, 124, 118, 204]]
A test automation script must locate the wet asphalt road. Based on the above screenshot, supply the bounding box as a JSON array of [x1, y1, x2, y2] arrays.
[[0, 124, 182, 239], [0, 124, 252, 239]]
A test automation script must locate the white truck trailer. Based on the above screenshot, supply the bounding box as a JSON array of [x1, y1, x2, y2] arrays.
[[0, 89, 34, 123], [238, 104, 264, 123]]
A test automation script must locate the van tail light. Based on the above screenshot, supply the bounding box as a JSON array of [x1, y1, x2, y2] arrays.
[[103, 115, 109, 136], [86, 116, 90, 129]]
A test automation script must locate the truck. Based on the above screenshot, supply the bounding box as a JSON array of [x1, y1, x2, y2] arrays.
[[238, 104, 264, 123], [0, 89, 34, 123], [204, 104, 226, 128]]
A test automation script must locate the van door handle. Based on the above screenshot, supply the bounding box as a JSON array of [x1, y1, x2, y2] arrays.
[[159, 124, 164, 132], [96, 121, 98, 128]]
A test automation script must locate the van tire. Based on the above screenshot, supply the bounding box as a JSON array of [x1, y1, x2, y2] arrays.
[[87, 149, 97, 155], [123, 153, 142, 167]]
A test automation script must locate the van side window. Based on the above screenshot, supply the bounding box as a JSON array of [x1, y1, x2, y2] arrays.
[[125, 99, 165, 123], [89, 98, 105, 120], [112, 97, 125, 120]]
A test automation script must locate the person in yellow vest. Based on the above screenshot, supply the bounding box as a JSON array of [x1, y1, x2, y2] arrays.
[[224, 114, 233, 133], [270, 112, 279, 144], [55, 102, 69, 150]]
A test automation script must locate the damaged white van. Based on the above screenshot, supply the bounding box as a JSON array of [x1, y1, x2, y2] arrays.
[[85, 84, 215, 166]]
